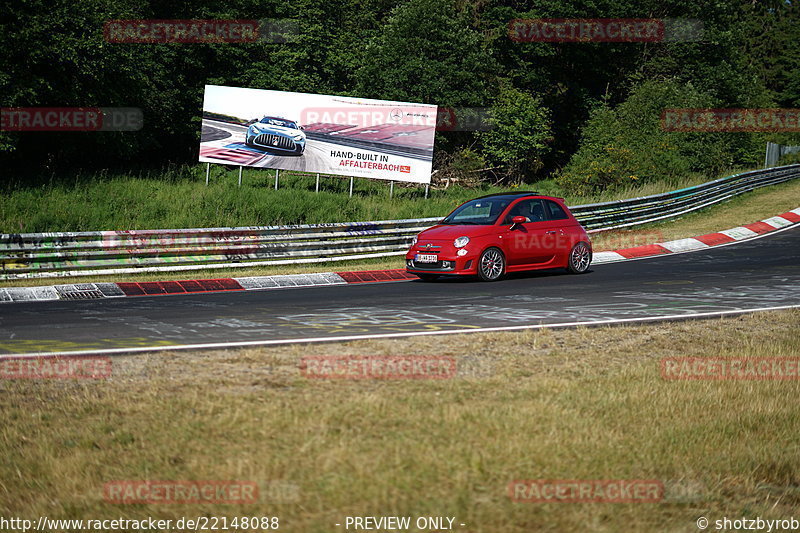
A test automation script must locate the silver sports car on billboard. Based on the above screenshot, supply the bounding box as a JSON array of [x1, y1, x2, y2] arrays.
[[245, 116, 306, 155]]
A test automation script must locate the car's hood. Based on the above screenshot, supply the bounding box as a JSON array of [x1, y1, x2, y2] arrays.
[[417, 224, 494, 241], [251, 124, 303, 136]]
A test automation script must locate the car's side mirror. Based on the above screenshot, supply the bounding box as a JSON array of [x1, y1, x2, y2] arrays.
[[510, 216, 526, 228]]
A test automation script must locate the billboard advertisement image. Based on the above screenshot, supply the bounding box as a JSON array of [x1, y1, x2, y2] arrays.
[[200, 85, 437, 184]]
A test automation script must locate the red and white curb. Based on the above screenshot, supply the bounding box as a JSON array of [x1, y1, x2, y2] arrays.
[[1, 208, 798, 304], [591, 208, 800, 263], [0, 270, 416, 303]]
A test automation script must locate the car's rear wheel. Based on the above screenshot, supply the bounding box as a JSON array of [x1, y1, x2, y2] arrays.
[[477, 247, 505, 281], [567, 241, 591, 274], [415, 274, 438, 282]]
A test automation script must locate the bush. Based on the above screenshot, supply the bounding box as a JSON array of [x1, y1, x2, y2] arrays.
[[778, 151, 800, 165], [556, 79, 763, 195], [433, 147, 488, 188], [477, 85, 551, 182]]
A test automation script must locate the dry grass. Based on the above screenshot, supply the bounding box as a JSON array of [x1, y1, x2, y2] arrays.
[[1, 310, 798, 531]]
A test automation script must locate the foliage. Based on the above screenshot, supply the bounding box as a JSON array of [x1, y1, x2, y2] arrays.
[[1, 0, 797, 190], [477, 85, 551, 181], [354, 0, 497, 107], [556, 79, 766, 194]]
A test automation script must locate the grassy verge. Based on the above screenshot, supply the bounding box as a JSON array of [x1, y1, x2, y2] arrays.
[[1, 309, 798, 531], [2, 176, 797, 288], [589, 176, 800, 250], [0, 165, 754, 233]]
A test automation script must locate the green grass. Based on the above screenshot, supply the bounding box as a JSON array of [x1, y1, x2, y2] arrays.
[[2, 174, 797, 288], [590, 177, 800, 249], [0, 164, 756, 233]]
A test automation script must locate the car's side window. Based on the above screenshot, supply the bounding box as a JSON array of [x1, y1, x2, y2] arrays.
[[544, 200, 569, 220], [503, 199, 546, 224]]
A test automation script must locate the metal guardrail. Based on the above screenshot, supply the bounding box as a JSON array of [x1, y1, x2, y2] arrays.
[[2, 164, 798, 279], [569, 163, 800, 231]]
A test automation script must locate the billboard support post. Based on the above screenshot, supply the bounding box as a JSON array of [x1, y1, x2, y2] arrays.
[[315, 173, 320, 193], [275, 169, 279, 190], [238, 166, 242, 187], [349, 176, 354, 198], [425, 184, 429, 198], [390, 181, 394, 198], [205, 163, 210, 186]]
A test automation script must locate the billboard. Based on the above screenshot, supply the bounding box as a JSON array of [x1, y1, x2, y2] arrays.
[[199, 85, 437, 184]]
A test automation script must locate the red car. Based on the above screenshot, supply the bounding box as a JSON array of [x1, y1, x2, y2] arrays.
[[405, 192, 592, 281]]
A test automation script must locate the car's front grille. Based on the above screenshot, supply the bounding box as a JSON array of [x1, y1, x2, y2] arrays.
[[408, 260, 455, 271], [255, 133, 295, 150]]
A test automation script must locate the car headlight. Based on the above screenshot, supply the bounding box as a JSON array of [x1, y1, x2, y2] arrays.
[[293, 134, 303, 140], [411, 235, 418, 246], [453, 236, 470, 248]]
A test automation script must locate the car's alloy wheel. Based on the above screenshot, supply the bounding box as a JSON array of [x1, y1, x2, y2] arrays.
[[478, 247, 505, 281], [567, 241, 591, 274]]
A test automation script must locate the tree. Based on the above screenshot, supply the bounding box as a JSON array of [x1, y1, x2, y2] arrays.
[[354, 0, 497, 107], [556, 78, 761, 194], [477, 85, 551, 181]]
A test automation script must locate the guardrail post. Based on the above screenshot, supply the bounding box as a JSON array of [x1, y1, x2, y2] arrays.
[[390, 181, 394, 198], [275, 169, 279, 190], [316, 173, 320, 193], [349, 176, 354, 197], [205, 163, 210, 186], [238, 166, 243, 187]]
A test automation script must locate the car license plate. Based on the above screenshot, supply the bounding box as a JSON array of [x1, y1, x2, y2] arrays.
[[415, 254, 438, 263]]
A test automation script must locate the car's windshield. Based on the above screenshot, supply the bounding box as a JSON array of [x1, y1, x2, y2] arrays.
[[259, 118, 297, 129], [441, 197, 512, 225]]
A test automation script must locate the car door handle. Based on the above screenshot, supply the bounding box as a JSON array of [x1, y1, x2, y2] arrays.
[[546, 230, 557, 234]]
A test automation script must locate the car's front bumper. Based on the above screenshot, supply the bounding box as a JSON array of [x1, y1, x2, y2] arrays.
[[405, 251, 479, 276]]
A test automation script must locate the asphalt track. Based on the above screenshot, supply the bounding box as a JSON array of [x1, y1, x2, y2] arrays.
[[0, 227, 798, 356], [200, 121, 357, 172], [200, 123, 232, 142], [199, 120, 431, 178]]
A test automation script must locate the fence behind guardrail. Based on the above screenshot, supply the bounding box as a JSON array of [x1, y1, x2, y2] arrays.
[[765, 142, 800, 168]]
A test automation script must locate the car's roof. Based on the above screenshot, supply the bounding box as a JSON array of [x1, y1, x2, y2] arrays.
[[474, 191, 564, 201]]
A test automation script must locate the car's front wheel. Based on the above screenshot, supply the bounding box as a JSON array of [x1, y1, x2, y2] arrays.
[[567, 241, 592, 274], [477, 247, 505, 281]]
